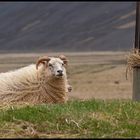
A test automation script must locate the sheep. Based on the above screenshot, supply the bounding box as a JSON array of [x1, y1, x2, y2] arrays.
[[0, 55, 72, 105]]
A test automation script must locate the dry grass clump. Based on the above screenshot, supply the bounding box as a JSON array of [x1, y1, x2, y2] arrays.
[[126, 49, 140, 79]]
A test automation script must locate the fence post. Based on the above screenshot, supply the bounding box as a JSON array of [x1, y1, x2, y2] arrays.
[[133, 2, 140, 101], [133, 67, 140, 100]]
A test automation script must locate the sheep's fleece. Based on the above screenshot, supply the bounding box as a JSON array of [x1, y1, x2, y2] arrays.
[[0, 55, 72, 105]]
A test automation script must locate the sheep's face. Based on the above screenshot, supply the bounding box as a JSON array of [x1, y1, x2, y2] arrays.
[[36, 55, 68, 78], [48, 58, 66, 77]]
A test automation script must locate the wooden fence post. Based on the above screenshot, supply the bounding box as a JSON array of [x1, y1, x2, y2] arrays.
[[133, 67, 140, 100], [133, 2, 140, 101]]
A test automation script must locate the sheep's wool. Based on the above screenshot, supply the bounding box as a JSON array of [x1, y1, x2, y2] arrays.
[[0, 64, 68, 104]]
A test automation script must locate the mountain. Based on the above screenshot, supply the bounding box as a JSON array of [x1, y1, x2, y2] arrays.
[[0, 2, 136, 52]]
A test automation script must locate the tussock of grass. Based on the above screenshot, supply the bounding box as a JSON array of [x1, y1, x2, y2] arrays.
[[0, 99, 139, 138]]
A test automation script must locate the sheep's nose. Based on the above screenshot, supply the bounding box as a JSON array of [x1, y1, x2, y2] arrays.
[[57, 70, 63, 74], [57, 70, 63, 76]]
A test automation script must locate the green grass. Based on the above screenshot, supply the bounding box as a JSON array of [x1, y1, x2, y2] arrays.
[[0, 99, 139, 138]]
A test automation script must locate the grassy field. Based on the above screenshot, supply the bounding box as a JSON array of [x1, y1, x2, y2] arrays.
[[0, 99, 139, 138], [0, 51, 137, 138]]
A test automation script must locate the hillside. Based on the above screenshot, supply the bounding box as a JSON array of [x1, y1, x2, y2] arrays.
[[0, 2, 136, 52]]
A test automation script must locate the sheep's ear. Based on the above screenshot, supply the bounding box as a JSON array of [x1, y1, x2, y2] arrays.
[[59, 55, 68, 65], [36, 56, 50, 69]]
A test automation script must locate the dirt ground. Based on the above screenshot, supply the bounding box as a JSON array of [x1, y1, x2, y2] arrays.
[[0, 51, 133, 100]]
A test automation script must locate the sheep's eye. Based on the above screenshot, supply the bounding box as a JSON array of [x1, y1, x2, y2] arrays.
[[62, 63, 64, 66], [49, 63, 52, 67]]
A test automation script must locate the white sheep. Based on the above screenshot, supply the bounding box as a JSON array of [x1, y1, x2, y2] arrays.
[[0, 55, 72, 104]]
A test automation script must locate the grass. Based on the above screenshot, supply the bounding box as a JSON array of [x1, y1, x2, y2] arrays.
[[0, 99, 139, 138]]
